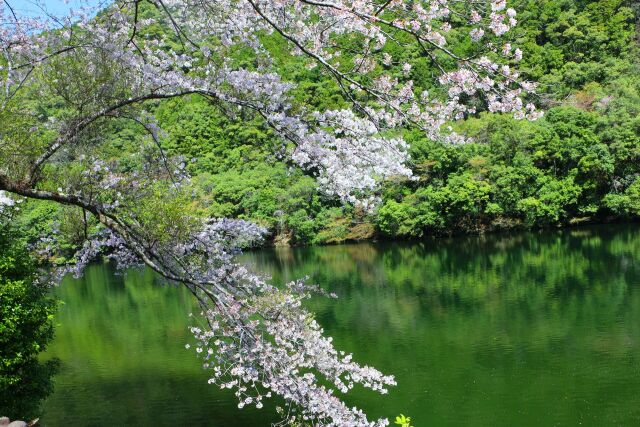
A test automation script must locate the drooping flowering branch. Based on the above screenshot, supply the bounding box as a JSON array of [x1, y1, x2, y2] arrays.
[[0, 1, 538, 425]]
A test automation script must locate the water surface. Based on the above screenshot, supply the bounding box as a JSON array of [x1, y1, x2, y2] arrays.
[[40, 225, 640, 426]]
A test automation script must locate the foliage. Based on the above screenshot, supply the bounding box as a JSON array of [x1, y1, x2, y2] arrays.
[[376, 83, 639, 237], [394, 414, 414, 427], [0, 219, 58, 420], [371, 0, 640, 237]]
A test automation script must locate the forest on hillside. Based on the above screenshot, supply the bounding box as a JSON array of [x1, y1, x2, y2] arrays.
[[12, 0, 638, 254]]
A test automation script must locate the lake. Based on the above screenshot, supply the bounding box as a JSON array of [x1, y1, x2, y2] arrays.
[[38, 224, 640, 426]]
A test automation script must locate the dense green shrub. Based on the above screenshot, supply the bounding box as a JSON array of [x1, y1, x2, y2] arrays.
[[0, 220, 58, 420]]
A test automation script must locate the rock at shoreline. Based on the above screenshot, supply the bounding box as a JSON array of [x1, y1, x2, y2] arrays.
[[0, 418, 30, 427]]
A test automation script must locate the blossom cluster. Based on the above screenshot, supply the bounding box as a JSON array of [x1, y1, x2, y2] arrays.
[[189, 277, 397, 426], [161, 0, 541, 137], [0, 191, 15, 212], [65, 229, 143, 278]]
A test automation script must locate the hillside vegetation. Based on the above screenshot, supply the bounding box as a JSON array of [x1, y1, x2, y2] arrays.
[[17, 0, 640, 248]]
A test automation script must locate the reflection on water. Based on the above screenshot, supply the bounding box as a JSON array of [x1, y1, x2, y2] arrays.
[[40, 266, 277, 427], [42, 225, 640, 426]]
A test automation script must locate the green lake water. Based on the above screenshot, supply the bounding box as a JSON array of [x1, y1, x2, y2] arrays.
[[37, 225, 640, 426]]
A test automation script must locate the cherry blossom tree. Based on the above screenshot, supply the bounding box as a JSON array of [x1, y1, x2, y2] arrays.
[[0, 0, 538, 425]]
